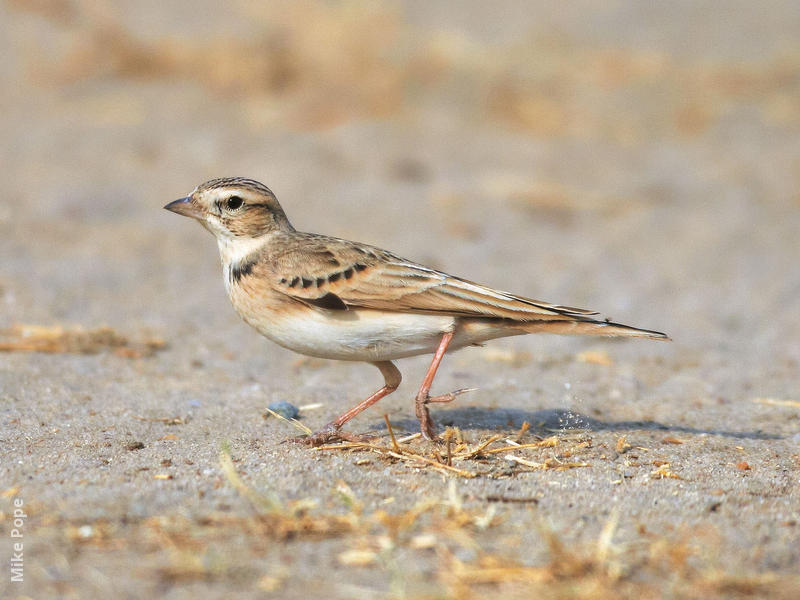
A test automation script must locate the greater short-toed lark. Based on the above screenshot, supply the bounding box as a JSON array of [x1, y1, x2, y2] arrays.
[[165, 177, 669, 445]]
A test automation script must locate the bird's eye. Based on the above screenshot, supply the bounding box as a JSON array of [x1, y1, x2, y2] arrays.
[[225, 196, 244, 211]]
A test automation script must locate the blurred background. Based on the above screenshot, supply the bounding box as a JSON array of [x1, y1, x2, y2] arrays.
[[2, 0, 799, 358], [3, 0, 800, 433], [2, 2, 800, 597]]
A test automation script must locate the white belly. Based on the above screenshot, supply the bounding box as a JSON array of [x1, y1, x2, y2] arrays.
[[246, 305, 461, 361]]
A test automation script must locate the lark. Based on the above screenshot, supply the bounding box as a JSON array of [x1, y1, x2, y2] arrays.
[[165, 177, 668, 445]]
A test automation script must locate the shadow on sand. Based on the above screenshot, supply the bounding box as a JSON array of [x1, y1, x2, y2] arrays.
[[384, 407, 780, 441]]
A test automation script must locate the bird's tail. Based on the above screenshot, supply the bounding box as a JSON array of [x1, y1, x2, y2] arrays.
[[514, 319, 670, 340]]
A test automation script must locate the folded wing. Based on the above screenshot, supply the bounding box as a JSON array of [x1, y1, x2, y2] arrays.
[[270, 235, 601, 322]]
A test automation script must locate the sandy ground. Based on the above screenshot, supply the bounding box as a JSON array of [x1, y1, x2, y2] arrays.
[[1, 1, 799, 598]]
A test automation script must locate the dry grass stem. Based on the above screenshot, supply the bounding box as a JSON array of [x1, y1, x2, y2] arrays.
[[309, 424, 595, 479], [219, 444, 282, 512], [0, 323, 165, 357], [480, 437, 561, 455], [134, 415, 188, 425], [384, 414, 400, 453], [753, 397, 800, 408], [514, 420, 531, 442], [505, 454, 590, 471], [263, 407, 313, 435], [386, 451, 477, 478]]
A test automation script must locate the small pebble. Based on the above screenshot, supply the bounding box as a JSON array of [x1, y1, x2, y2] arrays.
[[78, 525, 94, 538], [265, 401, 300, 420]]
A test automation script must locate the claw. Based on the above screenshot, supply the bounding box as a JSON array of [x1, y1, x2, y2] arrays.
[[425, 387, 478, 404]]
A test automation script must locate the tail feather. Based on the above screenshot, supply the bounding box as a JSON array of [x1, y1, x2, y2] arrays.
[[515, 319, 670, 340]]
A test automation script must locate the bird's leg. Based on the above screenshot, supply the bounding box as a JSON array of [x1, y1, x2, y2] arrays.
[[414, 331, 473, 440], [302, 361, 401, 446]]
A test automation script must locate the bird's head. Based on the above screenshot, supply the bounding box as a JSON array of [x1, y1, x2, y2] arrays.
[[164, 177, 293, 240]]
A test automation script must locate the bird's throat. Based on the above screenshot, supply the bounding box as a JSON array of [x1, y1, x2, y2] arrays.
[[217, 235, 269, 266]]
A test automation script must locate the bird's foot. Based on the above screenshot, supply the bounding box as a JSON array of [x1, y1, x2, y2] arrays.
[[292, 423, 377, 447], [415, 388, 477, 440], [416, 408, 438, 441], [425, 387, 478, 404]]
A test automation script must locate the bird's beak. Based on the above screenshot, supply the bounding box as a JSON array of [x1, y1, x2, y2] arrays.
[[164, 197, 203, 220]]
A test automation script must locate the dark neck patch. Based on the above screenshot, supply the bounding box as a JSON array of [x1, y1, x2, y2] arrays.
[[229, 255, 258, 284]]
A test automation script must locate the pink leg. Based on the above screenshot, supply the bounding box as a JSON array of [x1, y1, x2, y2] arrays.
[[414, 331, 473, 440], [304, 361, 401, 446]]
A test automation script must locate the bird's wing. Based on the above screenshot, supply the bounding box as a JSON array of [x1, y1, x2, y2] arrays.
[[269, 236, 598, 321]]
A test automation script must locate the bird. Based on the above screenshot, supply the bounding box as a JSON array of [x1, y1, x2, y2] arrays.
[[165, 177, 669, 446]]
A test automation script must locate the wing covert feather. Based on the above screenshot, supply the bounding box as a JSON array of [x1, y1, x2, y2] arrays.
[[268, 235, 598, 321]]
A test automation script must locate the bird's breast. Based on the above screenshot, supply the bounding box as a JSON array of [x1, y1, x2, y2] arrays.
[[225, 277, 444, 361]]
